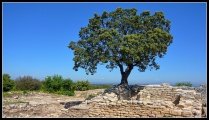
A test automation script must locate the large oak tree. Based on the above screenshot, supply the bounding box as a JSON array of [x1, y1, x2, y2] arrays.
[[68, 7, 173, 85]]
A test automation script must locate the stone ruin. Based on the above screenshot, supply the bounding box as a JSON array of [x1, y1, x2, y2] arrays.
[[66, 83, 207, 118], [3, 83, 206, 118]]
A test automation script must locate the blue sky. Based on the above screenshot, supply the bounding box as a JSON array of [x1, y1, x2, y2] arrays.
[[2, 2, 206, 86]]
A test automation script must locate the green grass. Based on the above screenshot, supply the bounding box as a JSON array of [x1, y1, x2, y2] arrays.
[[3, 101, 29, 105], [3, 92, 11, 98], [3, 91, 23, 98], [86, 94, 96, 100]]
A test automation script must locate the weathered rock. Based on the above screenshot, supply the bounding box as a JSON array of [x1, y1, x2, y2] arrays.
[[103, 84, 132, 100], [162, 83, 170, 87], [3, 84, 207, 118]]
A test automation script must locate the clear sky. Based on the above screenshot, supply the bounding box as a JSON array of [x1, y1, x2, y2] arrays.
[[2, 2, 207, 86]]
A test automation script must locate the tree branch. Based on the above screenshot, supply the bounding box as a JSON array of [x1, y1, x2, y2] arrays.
[[117, 62, 124, 74]]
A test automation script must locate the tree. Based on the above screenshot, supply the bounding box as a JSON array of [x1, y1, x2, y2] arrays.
[[15, 75, 42, 91], [68, 7, 173, 85], [3, 73, 15, 92]]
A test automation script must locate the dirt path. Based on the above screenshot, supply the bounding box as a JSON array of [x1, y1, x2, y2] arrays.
[[2, 89, 105, 118]]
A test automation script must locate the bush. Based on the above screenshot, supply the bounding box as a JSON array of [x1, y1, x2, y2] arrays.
[[42, 75, 63, 93], [73, 80, 92, 91], [101, 84, 112, 89], [86, 94, 96, 100], [15, 76, 42, 91], [3, 73, 15, 92], [175, 82, 192, 87], [61, 78, 74, 91], [91, 85, 101, 89], [42, 75, 74, 96]]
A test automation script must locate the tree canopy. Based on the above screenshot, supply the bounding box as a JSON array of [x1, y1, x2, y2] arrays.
[[68, 7, 173, 85]]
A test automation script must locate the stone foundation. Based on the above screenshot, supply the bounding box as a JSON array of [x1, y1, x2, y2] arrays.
[[64, 83, 205, 118]]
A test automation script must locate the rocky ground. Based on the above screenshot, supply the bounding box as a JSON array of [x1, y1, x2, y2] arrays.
[[2, 89, 105, 118], [2, 85, 207, 118]]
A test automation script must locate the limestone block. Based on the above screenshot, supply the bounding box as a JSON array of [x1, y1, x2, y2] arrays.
[[152, 111, 160, 115], [185, 100, 193, 106], [140, 115, 149, 118], [109, 102, 117, 105], [92, 98, 102, 102], [131, 100, 138, 104], [192, 109, 201, 117], [130, 114, 138, 117], [181, 111, 192, 117], [194, 93, 201, 99], [142, 101, 147, 105], [104, 93, 117, 97], [172, 87, 178, 91], [170, 109, 182, 116], [162, 83, 170, 87], [155, 114, 164, 118], [98, 103, 106, 106], [202, 107, 207, 117], [160, 110, 170, 114], [174, 89, 184, 92], [177, 103, 185, 108], [148, 114, 155, 117]]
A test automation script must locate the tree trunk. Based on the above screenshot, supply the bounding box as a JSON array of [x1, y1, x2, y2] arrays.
[[119, 65, 133, 85], [120, 73, 129, 85]]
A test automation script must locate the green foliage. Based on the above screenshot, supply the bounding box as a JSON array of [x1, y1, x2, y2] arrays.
[[86, 94, 96, 100], [55, 90, 74, 96], [3, 92, 11, 98], [101, 84, 113, 89], [61, 78, 74, 91], [68, 7, 173, 78], [175, 82, 192, 87], [91, 85, 101, 89], [23, 90, 28, 94], [73, 80, 92, 91], [41, 75, 74, 96], [3, 73, 15, 92], [15, 76, 42, 91], [42, 75, 63, 92], [4, 101, 29, 105]]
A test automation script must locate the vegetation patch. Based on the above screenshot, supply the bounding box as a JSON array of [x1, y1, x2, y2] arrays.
[[175, 82, 192, 87], [86, 94, 96, 100], [4, 101, 29, 105]]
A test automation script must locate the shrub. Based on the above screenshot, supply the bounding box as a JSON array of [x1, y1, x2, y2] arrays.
[[42, 75, 63, 93], [175, 82, 192, 87], [73, 80, 92, 91], [3, 73, 15, 92], [86, 94, 96, 100], [61, 78, 74, 91], [101, 84, 113, 89], [15, 76, 42, 91], [91, 85, 101, 89], [42, 75, 74, 95]]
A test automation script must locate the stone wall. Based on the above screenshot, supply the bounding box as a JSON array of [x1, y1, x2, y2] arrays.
[[64, 83, 204, 118]]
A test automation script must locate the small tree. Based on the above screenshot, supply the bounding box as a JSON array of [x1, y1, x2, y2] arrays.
[[73, 80, 92, 91], [15, 75, 42, 91], [3, 73, 15, 92], [68, 7, 173, 85]]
